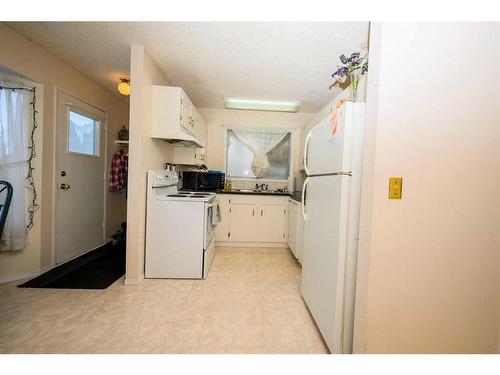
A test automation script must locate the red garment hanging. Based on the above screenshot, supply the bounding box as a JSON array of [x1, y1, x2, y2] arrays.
[[109, 150, 128, 192]]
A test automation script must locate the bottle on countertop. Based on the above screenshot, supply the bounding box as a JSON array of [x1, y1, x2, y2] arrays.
[[225, 174, 232, 192]]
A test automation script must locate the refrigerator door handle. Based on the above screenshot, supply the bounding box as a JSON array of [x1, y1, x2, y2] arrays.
[[301, 177, 310, 221], [304, 130, 312, 175]]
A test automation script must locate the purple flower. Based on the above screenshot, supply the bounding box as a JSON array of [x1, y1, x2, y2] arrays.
[[331, 66, 349, 78], [331, 50, 368, 79]]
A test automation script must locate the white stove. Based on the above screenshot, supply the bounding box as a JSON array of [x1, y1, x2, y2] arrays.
[[160, 191, 216, 202], [145, 170, 217, 279]]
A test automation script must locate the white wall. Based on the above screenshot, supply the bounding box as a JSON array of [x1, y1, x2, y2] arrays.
[[0, 24, 129, 283], [354, 23, 500, 353], [125, 45, 173, 285], [200, 108, 315, 191]]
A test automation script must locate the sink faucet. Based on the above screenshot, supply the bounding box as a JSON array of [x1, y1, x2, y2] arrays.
[[255, 183, 268, 191]]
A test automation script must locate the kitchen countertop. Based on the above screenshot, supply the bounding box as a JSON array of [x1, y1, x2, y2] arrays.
[[288, 191, 302, 203], [216, 189, 302, 203]]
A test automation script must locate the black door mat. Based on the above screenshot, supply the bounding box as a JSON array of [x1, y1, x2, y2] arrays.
[[18, 241, 126, 290]]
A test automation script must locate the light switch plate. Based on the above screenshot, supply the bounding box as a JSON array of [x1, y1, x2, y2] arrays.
[[388, 177, 403, 199]]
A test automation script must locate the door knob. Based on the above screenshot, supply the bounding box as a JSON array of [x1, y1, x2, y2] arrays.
[[60, 183, 71, 190]]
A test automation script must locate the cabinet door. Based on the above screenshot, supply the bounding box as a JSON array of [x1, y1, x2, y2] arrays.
[[193, 109, 207, 163], [215, 196, 231, 241], [200, 117, 207, 161], [229, 204, 258, 242], [180, 92, 194, 135], [259, 204, 287, 243], [297, 212, 304, 264], [195, 147, 206, 164], [288, 202, 298, 258], [200, 116, 206, 145], [191, 107, 201, 140]]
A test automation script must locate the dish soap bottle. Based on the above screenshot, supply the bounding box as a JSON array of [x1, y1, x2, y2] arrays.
[[225, 175, 232, 192]]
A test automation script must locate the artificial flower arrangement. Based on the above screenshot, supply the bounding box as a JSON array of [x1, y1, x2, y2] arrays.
[[330, 42, 368, 101]]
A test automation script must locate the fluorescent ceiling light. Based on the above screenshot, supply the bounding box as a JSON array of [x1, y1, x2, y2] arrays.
[[224, 98, 301, 113]]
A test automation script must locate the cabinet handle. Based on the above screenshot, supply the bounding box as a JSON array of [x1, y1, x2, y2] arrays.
[[180, 98, 183, 122], [252, 209, 255, 216], [261, 209, 263, 216]]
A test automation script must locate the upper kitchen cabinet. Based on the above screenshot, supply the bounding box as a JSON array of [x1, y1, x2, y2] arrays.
[[172, 107, 207, 166], [191, 107, 207, 146], [151, 86, 206, 149]]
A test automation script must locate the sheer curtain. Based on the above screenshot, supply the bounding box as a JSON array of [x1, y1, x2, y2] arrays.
[[231, 127, 289, 178], [0, 88, 30, 251]]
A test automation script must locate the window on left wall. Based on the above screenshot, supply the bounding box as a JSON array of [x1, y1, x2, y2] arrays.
[[0, 83, 37, 251]]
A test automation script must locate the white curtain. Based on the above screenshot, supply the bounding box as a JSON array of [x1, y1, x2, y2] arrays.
[[231, 127, 289, 178], [0, 88, 30, 251]]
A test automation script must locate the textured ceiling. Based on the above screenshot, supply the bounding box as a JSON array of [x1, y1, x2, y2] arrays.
[[8, 22, 369, 112]]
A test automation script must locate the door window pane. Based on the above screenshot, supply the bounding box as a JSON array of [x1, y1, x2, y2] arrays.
[[68, 111, 99, 156], [226, 130, 291, 179]]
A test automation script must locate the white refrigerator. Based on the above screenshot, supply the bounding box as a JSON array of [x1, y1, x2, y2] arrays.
[[301, 102, 365, 353]]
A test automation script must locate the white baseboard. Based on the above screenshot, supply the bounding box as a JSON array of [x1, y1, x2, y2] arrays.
[[124, 273, 144, 286], [215, 241, 289, 248], [0, 263, 55, 285]]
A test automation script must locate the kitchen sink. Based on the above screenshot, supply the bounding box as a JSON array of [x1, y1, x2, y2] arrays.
[[233, 189, 287, 194]]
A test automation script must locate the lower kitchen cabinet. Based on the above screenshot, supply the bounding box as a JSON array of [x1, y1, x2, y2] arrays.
[[215, 195, 231, 241], [230, 203, 259, 242], [173, 146, 206, 166], [297, 212, 304, 264], [288, 201, 299, 258], [288, 198, 304, 263], [215, 194, 288, 246], [259, 204, 287, 243]]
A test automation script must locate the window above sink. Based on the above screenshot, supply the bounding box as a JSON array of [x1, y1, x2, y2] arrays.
[[225, 128, 291, 180]]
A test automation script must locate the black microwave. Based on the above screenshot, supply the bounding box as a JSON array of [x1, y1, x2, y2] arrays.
[[181, 171, 225, 191]]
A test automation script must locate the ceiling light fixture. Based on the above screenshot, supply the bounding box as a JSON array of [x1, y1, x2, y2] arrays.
[[117, 77, 130, 96], [223, 97, 301, 113]]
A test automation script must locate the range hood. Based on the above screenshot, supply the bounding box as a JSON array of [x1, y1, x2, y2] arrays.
[[164, 137, 203, 148], [153, 126, 203, 148]]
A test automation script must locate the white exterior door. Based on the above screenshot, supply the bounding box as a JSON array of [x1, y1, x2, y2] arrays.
[[55, 91, 107, 264]]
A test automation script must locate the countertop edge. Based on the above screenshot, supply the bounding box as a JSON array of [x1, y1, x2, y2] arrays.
[[216, 190, 302, 203]]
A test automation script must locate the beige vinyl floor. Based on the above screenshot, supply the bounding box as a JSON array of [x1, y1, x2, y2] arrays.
[[0, 247, 328, 354]]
